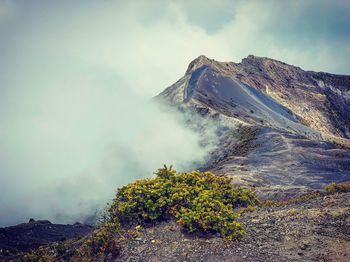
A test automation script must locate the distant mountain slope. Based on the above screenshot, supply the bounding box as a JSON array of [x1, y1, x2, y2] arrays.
[[0, 220, 93, 259], [156, 55, 350, 198]]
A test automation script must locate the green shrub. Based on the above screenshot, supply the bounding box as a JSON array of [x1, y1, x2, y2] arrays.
[[176, 192, 245, 239], [21, 246, 55, 262], [80, 221, 120, 257], [108, 166, 257, 240], [325, 182, 350, 193]]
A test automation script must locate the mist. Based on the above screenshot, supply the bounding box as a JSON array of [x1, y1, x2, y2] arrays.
[[0, 64, 216, 226], [0, 1, 216, 226]]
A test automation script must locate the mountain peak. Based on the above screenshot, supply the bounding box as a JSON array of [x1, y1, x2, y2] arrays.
[[246, 54, 258, 59], [240, 54, 303, 71], [185, 55, 237, 75], [195, 54, 211, 61], [241, 54, 276, 65], [185, 54, 281, 76], [185, 55, 213, 74], [160, 55, 350, 144]]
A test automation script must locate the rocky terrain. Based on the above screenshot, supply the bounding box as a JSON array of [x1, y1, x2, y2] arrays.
[[157, 55, 350, 199], [116, 191, 350, 262]]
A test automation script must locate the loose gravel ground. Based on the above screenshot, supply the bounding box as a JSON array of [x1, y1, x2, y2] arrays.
[[117, 192, 350, 262]]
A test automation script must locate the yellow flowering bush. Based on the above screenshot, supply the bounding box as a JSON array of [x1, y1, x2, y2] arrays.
[[108, 166, 257, 239]]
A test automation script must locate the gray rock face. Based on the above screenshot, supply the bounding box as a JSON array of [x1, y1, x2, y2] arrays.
[[156, 55, 350, 198], [161, 55, 350, 141]]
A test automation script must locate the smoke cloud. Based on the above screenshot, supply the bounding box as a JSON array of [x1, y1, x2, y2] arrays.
[[0, 68, 214, 226], [0, 1, 216, 226]]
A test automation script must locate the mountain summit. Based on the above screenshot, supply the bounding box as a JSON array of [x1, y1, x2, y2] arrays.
[[157, 55, 350, 198], [161, 55, 350, 141]]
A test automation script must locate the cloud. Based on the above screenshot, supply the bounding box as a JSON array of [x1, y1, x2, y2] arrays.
[[0, 69, 214, 226], [175, 0, 237, 34], [0, 0, 16, 20]]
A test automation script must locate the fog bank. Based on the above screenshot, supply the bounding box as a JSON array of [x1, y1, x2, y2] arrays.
[[0, 73, 214, 226]]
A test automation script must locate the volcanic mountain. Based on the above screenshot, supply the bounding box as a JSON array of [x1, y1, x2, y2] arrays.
[[157, 55, 350, 199], [3, 55, 350, 261]]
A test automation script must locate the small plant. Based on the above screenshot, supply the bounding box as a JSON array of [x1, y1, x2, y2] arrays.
[[77, 221, 121, 260], [108, 165, 258, 240], [325, 182, 350, 193], [22, 246, 55, 262]]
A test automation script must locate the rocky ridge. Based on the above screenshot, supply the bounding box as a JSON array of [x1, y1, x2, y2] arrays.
[[184, 55, 350, 141], [157, 55, 350, 198]]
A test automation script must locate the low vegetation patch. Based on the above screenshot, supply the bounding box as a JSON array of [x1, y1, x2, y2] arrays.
[[108, 166, 257, 240], [75, 221, 120, 259], [262, 182, 350, 208], [325, 182, 350, 193], [262, 191, 322, 207], [233, 125, 258, 157]]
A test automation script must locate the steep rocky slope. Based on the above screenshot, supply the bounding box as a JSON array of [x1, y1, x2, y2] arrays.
[[183, 55, 350, 140], [157, 55, 350, 198]]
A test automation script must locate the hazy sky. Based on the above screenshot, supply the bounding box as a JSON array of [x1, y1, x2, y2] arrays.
[[1, 0, 349, 96], [0, 0, 349, 226]]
